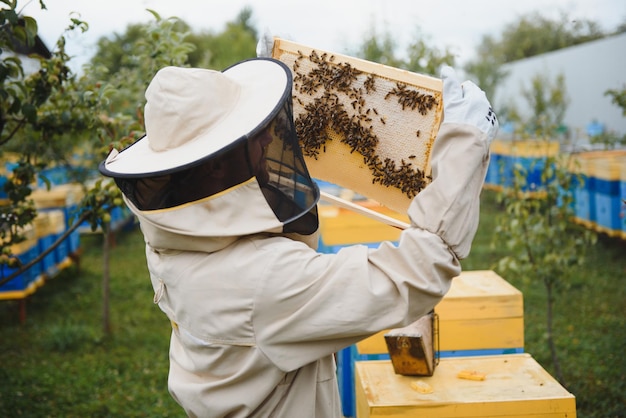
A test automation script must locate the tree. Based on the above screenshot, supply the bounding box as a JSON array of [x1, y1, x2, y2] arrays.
[[465, 11, 610, 98], [2, 1, 264, 329], [352, 26, 456, 75], [464, 36, 509, 102], [1, 0, 108, 274], [492, 73, 597, 385], [185, 7, 258, 70], [1, 2, 195, 333], [521, 73, 569, 136], [590, 85, 626, 149]]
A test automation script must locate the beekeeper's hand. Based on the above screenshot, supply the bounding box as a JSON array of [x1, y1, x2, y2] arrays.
[[407, 67, 497, 260], [256, 31, 274, 58], [441, 66, 498, 144]]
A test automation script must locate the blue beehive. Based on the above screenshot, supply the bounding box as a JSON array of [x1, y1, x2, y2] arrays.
[[571, 150, 626, 237], [0, 234, 40, 293]]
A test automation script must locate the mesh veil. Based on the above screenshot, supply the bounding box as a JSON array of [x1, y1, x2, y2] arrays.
[[113, 94, 319, 235]]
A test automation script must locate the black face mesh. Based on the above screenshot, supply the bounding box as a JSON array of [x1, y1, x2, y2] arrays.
[[113, 143, 254, 212], [260, 96, 319, 234], [114, 96, 319, 235]]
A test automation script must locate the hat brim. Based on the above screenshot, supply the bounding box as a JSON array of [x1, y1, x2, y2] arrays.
[[100, 58, 291, 178]]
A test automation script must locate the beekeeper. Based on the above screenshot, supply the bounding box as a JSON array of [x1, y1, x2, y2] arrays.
[[99, 57, 498, 417]]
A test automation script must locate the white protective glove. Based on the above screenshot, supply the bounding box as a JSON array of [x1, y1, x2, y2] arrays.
[[407, 66, 497, 259], [256, 31, 275, 58], [440, 65, 498, 143]]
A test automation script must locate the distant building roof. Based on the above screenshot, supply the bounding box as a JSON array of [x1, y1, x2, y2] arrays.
[[4, 17, 52, 59]]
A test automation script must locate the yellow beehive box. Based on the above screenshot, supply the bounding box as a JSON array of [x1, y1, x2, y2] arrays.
[[33, 212, 52, 238], [356, 270, 524, 354], [46, 210, 66, 235], [30, 183, 84, 210], [570, 150, 626, 181], [355, 355, 576, 418], [491, 139, 559, 158], [318, 199, 407, 246]]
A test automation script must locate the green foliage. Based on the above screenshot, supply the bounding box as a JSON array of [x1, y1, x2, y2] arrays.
[[496, 11, 605, 63], [85, 10, 195, 129], [605, 85, 626, 115], [0, 3, 200, 282], [493, 154, 596, 292], [521, 73, 569, 137], [465, 11, 609, 101], [352, 29, 405, 68], [590, 85, 626, 149], [589, 129, 626, 150], [463, 191, 625, 418], [1, 1, 94, 261], [490, 72, 597, 384], [184, 7, 257, 70], [352, 26, 455, 75]]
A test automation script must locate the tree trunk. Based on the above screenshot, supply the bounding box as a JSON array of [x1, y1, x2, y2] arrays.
[[546, 281, 565, 386], [102, 223, 111, 335]]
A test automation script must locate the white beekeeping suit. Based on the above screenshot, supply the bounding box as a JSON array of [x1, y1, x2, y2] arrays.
[[99, 57, 497, 417]]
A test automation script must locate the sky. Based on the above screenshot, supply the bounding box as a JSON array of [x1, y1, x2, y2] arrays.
[[20, 0, 626, 73]]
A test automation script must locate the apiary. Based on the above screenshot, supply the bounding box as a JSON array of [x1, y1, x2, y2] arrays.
[[356, 270, 524, 356], [272, 38, 443, 214], [355, 354, 576, 417]]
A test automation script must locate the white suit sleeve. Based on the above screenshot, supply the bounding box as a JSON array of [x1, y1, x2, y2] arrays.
[[408, 123, 490, 259], [255, 67, 498, 371]]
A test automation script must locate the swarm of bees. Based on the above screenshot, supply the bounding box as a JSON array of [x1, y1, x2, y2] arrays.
[[290, 50, 438, 199]]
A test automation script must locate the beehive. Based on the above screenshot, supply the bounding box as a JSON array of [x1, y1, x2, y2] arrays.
[[355, 355, 576, 417], [318, 199, 407, 246], [569, 150, 626, 238], [0, 225, 42, 295], [487, 139, 560, 192], [356, 270, 524, 355], [272, 38, 443, 214]]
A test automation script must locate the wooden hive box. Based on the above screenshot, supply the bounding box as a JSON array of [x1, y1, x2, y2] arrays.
[[355, 354, 576, 418], [0, 226, 42, 295], [318, 199, 407, 247], [31, 183, 84, 210], [357, 270, 524, 356]]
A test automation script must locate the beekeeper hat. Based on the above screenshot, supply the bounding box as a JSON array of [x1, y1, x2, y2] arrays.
[[100, 58, 291, 178]]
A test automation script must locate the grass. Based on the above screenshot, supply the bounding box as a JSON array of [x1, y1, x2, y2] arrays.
[[0, 230, 182, 417], [462, 190, 626, 417], [0, 190, 624, 417]]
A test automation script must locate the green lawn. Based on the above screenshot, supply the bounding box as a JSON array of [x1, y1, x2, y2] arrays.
[[0, 190, 624, 417]]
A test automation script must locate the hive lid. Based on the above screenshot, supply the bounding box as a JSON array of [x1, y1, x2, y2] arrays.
[[272, 38, 443, 214]]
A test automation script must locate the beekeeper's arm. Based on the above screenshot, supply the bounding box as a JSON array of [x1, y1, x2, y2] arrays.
[[408, 66, 498, 259], [254, 67, 499, 371]]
